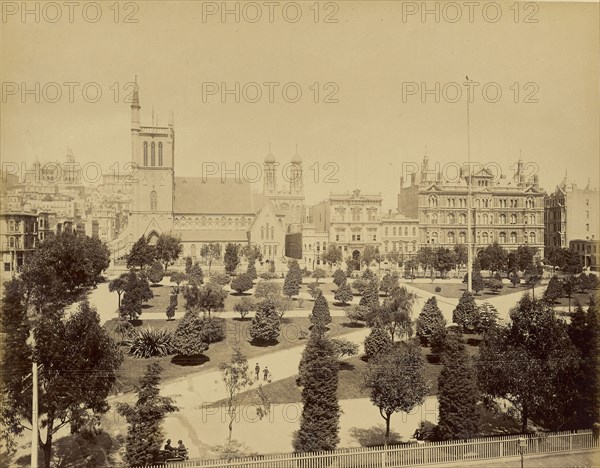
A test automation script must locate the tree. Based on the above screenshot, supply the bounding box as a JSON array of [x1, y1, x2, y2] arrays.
[[224, 243, 241, 275], [452, 291, 479, 334], [170, 271, 186, 293], [219, 347, 269, 454], [380, 271, 400, 296], [334, 282, 353, 305], [2, 298, 123, 468], [333, 269, 347, 287], [525, 267, 542, 300], [345, 305, 369, 325], [234, 297, 255, 320], [309, 292, 331, 330], [476, 302, 499, 335], [231, 273, 254, 295], [311, 268, 327, 284], [240, 244, 263, 263], [117, 363, 178, 466], [115, 319, 135, 344], [416, 297, 446, 346], [484, 278, 504, 295], [453, 244, 468, 272], [109, 274, 128, 310], [321, 245, 343, 269], [472, 270, 485, 295], [154, 234, 183, 272], [509, 270, 521, 288], [187, 261, 204, 286], [417, 246, 435, 276], [183, 282, 227, 317], [544, 246, 570, 271], [283, 261, 301, 297], [148, 261, 164, 285], [562, 275, 578, 312], [121, 271, 153, 321], [200, 243, 222, 271], [254, 280, 281, 301], [166, 291, 177, 321], [249, 299, 281, 343], [185, 256, 193, 274], [331, 338, 359, 360], [386, 250, 403, 268], [364, 321, 393, 359], [127, 236, 156, 270], [173, 309, 209, 357], [433, 247, 456, 278], [359, 279, 380, 313], [375, 286, 417, 341], [364, 342, 429, 445], [514, 245, 538, 272], [435, 330, 479, 440], [307, 282, 322, 299], [478, 242, 508, 275], [294, 330, 340, 452], [477, 295, 580, 432], [543, 275, 564, 304], [362, 245, 383, 269], [246, 258, 258, 281]]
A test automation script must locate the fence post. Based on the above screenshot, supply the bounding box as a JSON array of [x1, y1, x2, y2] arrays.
[[569, 435, 573, 451], [381, 449, 386, 468], [499, 441, 503, 458]]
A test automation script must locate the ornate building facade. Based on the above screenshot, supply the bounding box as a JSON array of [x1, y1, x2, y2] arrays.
[[397, 155, 545, 255]]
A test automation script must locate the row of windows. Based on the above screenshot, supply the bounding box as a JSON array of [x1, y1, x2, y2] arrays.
[[383, 241, 417, 253], [189, 243, 278, 258], [174, 215, 254, 229], [426, 231, 538, 245], [261, 224, 276, 240], [143, 142, 164, 167], [428, 195, 537, 208], [425, 212, 539, 225], [383, 226, 418, 237], [334, 207, 379, 222]]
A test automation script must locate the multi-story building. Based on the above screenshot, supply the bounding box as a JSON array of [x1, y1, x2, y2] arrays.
[[309, 189, 383, 266], [299, 221, 329, 269], [1, 212, 51, 274], [545, 176, 599, 249], [397, 155, 545, 255], [381, 210, 419, 261], [569, 239, 600, 271]]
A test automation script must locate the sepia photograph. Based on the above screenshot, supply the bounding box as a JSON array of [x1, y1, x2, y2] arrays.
[[1, 1, 599, 467]]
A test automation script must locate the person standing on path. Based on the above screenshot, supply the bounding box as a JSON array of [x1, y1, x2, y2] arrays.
[[263, 366, 269, 381], [255, 363, 260, 380]]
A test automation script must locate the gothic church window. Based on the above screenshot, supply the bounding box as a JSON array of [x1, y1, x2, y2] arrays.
[[151, 142, 156, 166], [143, 142, 148, 166], [150, 191, 157, 211], [158, 142, 163, 166]]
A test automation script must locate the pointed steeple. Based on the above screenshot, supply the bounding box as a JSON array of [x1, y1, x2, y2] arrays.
[[291, 143, 302, 164], [131, 75, 140, 108], [264, 142, 275, 163]]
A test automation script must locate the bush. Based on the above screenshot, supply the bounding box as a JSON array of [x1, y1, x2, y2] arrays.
[[209, 272, 231, 286], [452, 292, 479, 334], [334, 282, 353, 305], [200, 316, 226, 344], [484, 278, 504, 294], [307, 282, 322, 299], [129, 328, 174, 358], [345, 305, 369, 324], [333, 269, 346, 287], [364, 323, 392, 359], [259, 272, 278, 281], [416, 297, 446, 346], [230, 273, 253, 294], [148, 261, 164, 285], [249, 299, 281, 343], [173, 310, 209, 356], [435, 286, 442, 293]]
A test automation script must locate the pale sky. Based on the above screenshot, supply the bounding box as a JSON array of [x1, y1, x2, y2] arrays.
[[1, 1, 598, 210]]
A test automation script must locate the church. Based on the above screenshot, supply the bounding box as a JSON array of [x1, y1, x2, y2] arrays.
[[111, 84, 305, 269]]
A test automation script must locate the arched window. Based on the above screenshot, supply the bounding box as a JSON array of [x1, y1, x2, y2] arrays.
[[261, 226, 265, 240], [191, 244, 196, 259], [430, 232, 438, 244], [431, 213, 438, 225], [482, 232, 489, 244], [448, 213, 455, 224], [500, 214, 506, 224], [143, 142, 148, 166], [526, 197, 534, 209], [529, 232, 536, 244], [151, 142, 156, 166], [510, 232, 517, 244], [158, 142, 163, 166], [483, 214, 488, 225], [428, 195, 438, 207], [384, 226, 389, 236], [530, 214, 535, 225], [459, 213, 466, 224], [9, 237, 14, 248], [499, 232, 507, 243], [459, 232, 466, 244], [511, 214, 517, 224], [150, 190, 157, 211], [447, 231, 455, 243]]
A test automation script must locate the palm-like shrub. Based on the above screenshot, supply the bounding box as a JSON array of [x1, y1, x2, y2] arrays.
[[129, 328, 174, 358]]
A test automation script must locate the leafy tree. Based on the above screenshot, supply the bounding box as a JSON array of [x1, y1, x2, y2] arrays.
[[148, 261, 164, 285], [477, 295, 580, 432], [183, 282, 227, 317], [331, 338, 359, 360], [416, 296, 446, 346], [240, 244, 263, 263], [362, 245, 383, 269], [249, 299, 281, 343], [166, 291, 177, 321], [185, 256, 193, 274], [509, 270, 521, 288], [200, 243, 222, 271], [231, 273, 253, 295], [478, 242, 508, 275], [333, 268, 347, 287], [127, 236, 156, 270], [154, 234, 183, 272], [514, 245, 538, 272], [187, 261, 204, 286], [254, 280, 281, 301], [472, 270, 485, 295], [524, 266, 542, 300], [453, 244, 468, 272], [417, 246, 435, 276], [562, 275, 578, 312], [435, 330, 479, 440], [380, 271, 400, 296], [173, 310, 209, 356], [115, 319, 135, 344], [2, 299, 122, 468], [219, 347, 269, 453], [452, 291, 479, 333], [352, 277, 370, 296], [311, 268, 327, 284], [476, 302, 499, 335], [283, 261, 301, 297], [309, 292, 331, 331], [246, 258, 258, 280], [170, 271, 186, 293], [364, 342, 429, 445], [386, 250, 403, 268], [345, 305, 369, 325], [564, 250, 583, 274], [117, 363, 178, 466], [208, 272, 231, 286], [321, 245, 343, 269], [544, 246, 570, 271], [307, 282, 322, 299], [334, 282, 353, 305], [121, 271, 153, 320], [364, 321, 393, 359], [234, 297, 255, 320], [224, 243, 241, 275], [543, 275, 564, 304], [484, 278, 504, 295], [359, 279, 380, 313], [375, 286, 416, 341], [294, 329, 340, 452], [109, 274, 128, 310], [433, 247, 456, 278]]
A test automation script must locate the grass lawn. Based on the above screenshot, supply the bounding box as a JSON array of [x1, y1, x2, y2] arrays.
[[219, 339, 482, 406], [407, 281, 534, 300], [105, 315, 362, 394], [552, 291, 597, 309]]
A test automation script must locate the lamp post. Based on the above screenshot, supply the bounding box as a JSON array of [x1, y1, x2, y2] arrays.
[[517, 437, 527, 468], [466, 75, 473, 293]]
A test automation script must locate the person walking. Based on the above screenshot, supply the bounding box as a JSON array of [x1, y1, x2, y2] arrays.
[[263, 366, 269, 382], [255, 363, 260, 380]]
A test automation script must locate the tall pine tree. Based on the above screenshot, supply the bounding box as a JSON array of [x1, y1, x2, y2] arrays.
[[309, 292, 332, 330], [416, 296, 446, 346], [452, 291, 479, 334]]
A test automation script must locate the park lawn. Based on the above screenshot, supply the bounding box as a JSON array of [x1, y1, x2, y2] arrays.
[[552, 291, 598, 309], [407, 281, 534, 300], [106, 315, 359, 394], [218, 340, 481, 406]]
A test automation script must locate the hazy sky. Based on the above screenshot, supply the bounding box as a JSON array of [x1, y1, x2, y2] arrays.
[[2, 1, 598, 210]]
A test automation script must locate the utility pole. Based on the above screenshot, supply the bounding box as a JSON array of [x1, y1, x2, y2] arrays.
[[32, 354, 38, 468], [466, 76, 473, 293]]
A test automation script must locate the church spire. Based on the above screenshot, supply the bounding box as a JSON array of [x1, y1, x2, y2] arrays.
[[131, 76, 140, 131]]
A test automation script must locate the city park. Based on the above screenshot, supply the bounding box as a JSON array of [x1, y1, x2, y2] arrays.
[[1, 232, 598, 467]]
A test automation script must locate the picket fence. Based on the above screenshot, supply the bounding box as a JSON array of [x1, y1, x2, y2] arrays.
[[140, 429, 597, 468]]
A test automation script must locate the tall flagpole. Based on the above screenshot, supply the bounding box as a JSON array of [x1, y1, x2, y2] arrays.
[[466, 76, 473, 293]]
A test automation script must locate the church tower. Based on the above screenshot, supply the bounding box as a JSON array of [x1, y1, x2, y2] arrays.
[[263, 144, 277, 196], [129, 81, 175, 244]]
